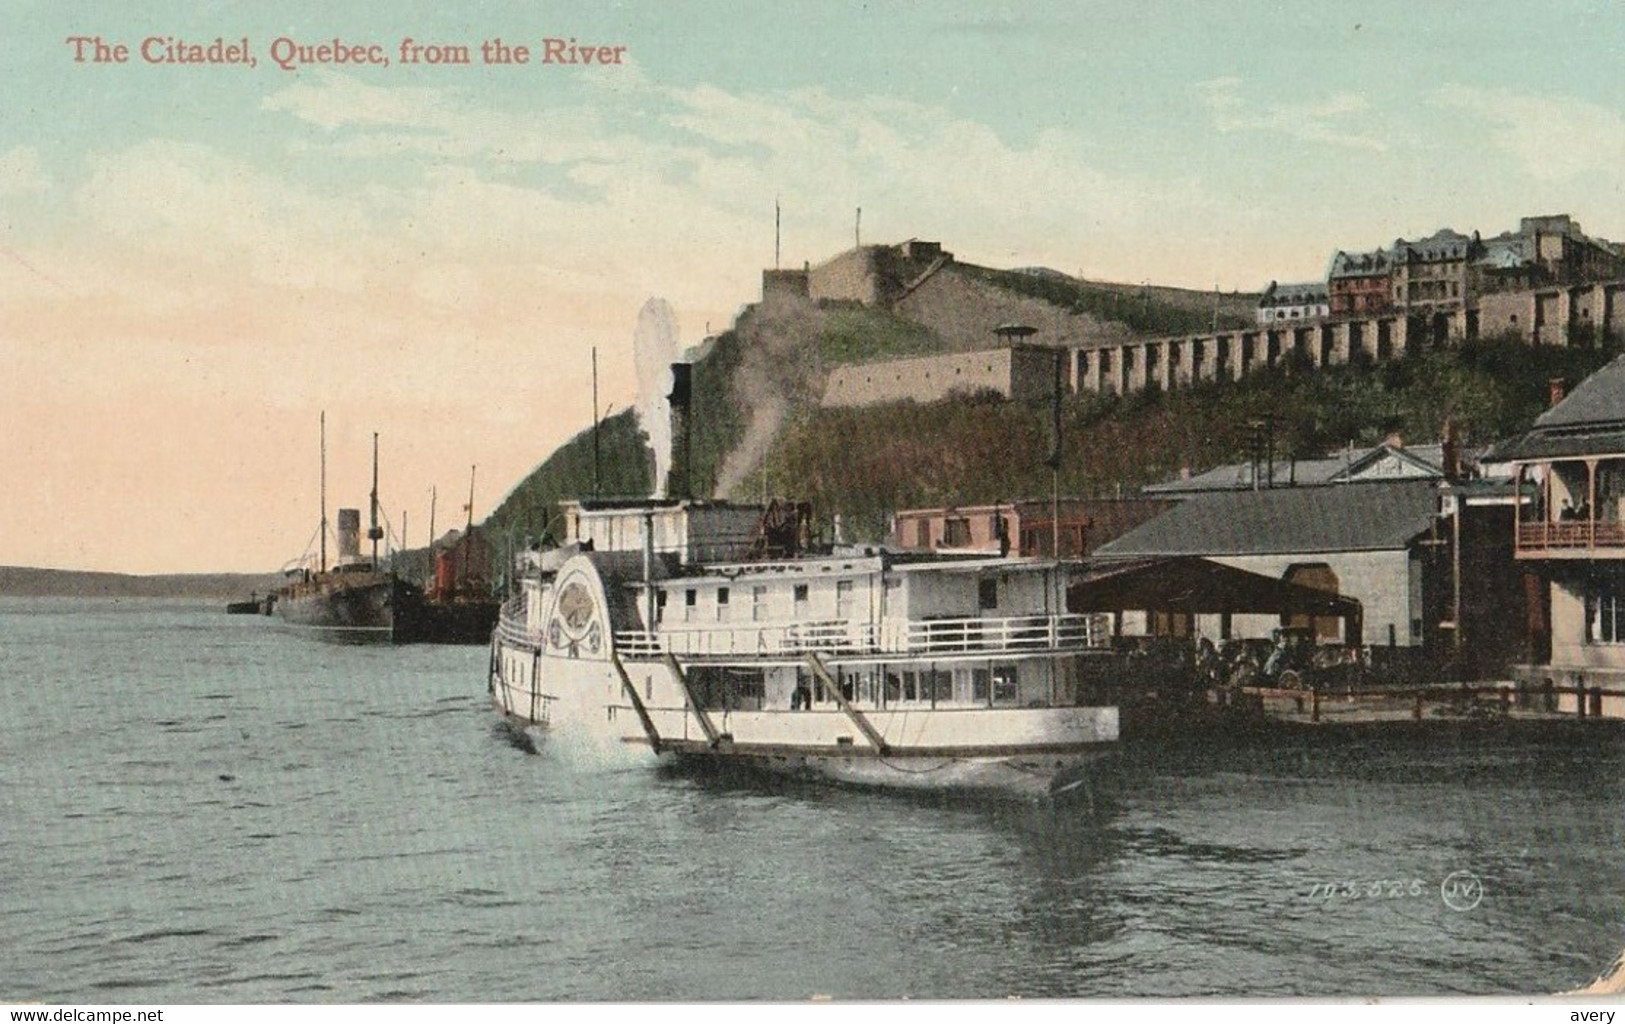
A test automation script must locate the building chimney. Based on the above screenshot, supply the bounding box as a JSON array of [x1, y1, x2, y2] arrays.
[[1549, 377, 1567, 408], [1441, 418, 1462, 482], [1384, 431, 1404, 449]]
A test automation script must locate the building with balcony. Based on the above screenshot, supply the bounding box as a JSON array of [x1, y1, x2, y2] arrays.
[[1495, 357, 1625, 712]]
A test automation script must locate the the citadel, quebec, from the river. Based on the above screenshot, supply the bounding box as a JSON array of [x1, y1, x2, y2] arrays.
[[773, 214, 1625, 407]]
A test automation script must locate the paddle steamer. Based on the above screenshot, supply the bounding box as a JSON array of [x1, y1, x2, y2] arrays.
[[490, 497, 1118, 796]]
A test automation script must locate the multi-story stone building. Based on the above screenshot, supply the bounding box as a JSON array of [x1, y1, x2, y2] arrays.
[[1327, 249, 1394, 317], [1391, 228, 1482, 313], [1256, 280, 1329, 325]]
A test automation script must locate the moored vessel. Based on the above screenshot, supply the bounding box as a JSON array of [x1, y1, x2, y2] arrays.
[[275, 508, 424, 642], [412, 467, 500, 644], [490, 497, 1119, 797], [275, 420, 423, 643]]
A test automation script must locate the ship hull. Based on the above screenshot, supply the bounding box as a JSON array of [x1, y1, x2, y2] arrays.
[[274, 573, 420, 643], [409, 599, 501, 645], [642, 743, 1112, 799], [490, 623, 1117, 798]]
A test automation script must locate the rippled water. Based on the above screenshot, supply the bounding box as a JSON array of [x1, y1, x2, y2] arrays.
[[2, 597, 1623, 1002]]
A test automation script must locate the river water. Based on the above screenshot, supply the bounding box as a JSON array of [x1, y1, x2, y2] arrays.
[[2, 597, 1623, 1002]]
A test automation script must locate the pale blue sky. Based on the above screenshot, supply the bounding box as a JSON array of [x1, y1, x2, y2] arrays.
[[5, 1, 1625, 570]]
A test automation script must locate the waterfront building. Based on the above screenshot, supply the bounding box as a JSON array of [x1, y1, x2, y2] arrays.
[[1496, 357, 1625, 715]]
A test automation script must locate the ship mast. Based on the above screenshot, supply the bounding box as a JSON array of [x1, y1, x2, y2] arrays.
[[368, 432, 381, 570], [462, 464, 476, 592], [592, 346, 601, 498], [319, 410, 328, 573]]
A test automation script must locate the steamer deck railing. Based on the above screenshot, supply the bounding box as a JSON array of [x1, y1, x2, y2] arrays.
[[613, 612, 1107, 661]]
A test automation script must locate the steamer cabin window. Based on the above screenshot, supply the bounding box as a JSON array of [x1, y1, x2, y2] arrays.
[[836, 580, 855, 619], [979, 577, 998, 610], [901, 669, 951, 703], [992, 664, 1018, 704], [972, 664, 1020, 704]]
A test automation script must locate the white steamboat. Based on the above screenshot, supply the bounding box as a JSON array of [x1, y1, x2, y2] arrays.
[[490, 498, 1118, 797]]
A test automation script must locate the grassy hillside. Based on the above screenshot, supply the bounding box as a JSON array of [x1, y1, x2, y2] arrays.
[[486, 408, 654, 544], [817, 306, 942, 366], [668, 328, 751, 500], [961, 265, 1257, 336], [767, 335, 1619, 542], [486, 329, 756, 541]]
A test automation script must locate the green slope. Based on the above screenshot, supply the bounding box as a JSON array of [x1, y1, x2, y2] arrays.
[[767, 334, 1621, 542]]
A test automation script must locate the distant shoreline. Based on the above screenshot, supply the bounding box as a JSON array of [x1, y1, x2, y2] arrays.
[[0, 566, 284, 601]]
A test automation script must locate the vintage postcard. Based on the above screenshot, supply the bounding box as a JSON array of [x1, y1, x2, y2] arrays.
[[3, 0, 1624, 1011]]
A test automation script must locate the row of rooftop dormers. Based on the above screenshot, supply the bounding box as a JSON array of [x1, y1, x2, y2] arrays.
[[1285, 214, 1625, 323]]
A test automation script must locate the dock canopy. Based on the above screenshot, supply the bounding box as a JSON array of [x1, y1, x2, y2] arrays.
[[1068, 556, 1363, 641]]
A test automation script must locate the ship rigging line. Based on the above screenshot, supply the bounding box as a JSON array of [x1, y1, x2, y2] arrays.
[[280, 520, 326, 573]]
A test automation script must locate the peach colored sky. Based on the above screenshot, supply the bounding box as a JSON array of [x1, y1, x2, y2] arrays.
[[5, 2, 1625, 572]]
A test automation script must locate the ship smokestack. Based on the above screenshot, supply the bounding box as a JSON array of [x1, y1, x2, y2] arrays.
[[666, 361, 693, 500], [337, 508, 362, 561]]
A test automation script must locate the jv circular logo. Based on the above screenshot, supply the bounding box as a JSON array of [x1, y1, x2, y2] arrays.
[[1440, 870, 1483, 912]]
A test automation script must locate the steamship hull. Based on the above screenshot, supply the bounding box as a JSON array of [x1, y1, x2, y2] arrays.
[[488, 503, 1120, 799], [275, 572, 424, 643], [489, 606, 1116, 799], [415, 598, 501, 645]]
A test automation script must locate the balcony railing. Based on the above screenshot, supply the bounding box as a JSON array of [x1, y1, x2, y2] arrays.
[[1517, 520, 1625, 553], [494, 597, 541, 649], [615, 612, 1107, 661]]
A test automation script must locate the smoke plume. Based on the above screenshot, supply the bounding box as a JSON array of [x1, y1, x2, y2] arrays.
[[714, 292, 824, 498], [632, 298, 681, 497]]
